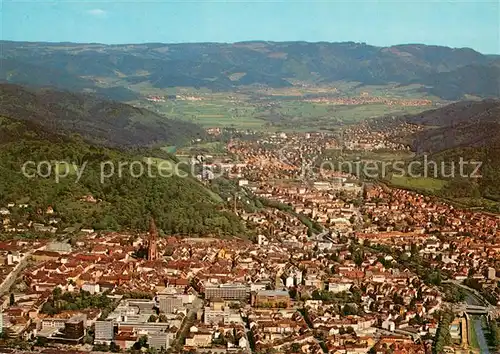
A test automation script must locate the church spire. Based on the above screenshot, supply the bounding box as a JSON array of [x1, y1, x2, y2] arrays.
[[149, 217, 158, 240], [148, 217, 158, 261]]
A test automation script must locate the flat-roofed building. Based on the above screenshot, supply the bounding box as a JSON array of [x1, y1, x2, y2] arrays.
[[64, 316, 85, 340], [158, 295, 183, 314], [95, 320, 114, 344], [203, 300, 241, 325], [252, 290, 290, 308], [148, 329, 174, 350], [204, 283, 249, 301]]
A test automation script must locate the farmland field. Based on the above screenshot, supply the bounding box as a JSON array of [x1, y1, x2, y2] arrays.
[[387, 176, 449, 193], [126, 82, 440, 131]]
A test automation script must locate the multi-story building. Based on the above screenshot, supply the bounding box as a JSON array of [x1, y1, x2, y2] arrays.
[[148, 330, 174, 350], [158, 295, 183, 314], [127, 299, 156, 315], [488, 267, 496, 280], [252, 290, 291, 308], [81, 283, 100, 295], [95, 320, 115, 344], [41, 318, 67, 331], [64, 316, 85, 341], [203, 300, 241, 325], [204, 283, 249, 301]]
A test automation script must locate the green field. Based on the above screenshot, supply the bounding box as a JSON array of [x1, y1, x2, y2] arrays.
[[133, 98, 266, 129], [125, 82, 437, 131], [177, 141, 227, 155], [388, 176, 448, 192], [136, 98, 430, 131], [469, 319, 480, 350], [448, 197, 500, 211]]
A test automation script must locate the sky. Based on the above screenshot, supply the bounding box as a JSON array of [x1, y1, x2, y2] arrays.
[[1, 0, 499, 54]]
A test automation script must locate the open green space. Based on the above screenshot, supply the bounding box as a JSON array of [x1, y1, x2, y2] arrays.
[[469, 318, 480, 350], [126, 82, 437, 131], [387, 175, 449, 193]]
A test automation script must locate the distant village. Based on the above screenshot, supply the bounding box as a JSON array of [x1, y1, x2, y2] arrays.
[[304, 96, 433, 107]]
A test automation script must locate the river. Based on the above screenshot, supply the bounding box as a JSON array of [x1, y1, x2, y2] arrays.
[[464, 290, 490, 353]]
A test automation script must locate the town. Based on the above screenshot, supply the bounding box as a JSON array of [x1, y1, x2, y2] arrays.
[[1, 126, 499, 354]]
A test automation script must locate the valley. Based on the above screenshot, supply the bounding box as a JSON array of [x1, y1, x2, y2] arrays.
[[0, 39, 500, 354], [129, 84, 434, 131]]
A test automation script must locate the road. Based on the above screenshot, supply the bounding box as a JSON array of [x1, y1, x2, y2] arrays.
[[0, 251, 32, 296], [443, 280, 491, 307], [170, 296, 203, 351]]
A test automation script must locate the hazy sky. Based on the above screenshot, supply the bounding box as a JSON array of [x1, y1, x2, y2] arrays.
[[2, 0, 499, 54]]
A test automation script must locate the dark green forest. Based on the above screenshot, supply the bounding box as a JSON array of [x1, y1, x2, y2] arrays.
[[0, 116, 245, 236], [0, 83, 204, 148]]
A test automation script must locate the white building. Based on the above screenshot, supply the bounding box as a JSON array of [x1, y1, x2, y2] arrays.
[[382, 318, 395, 332], [0, 307, 3, 334], [328, 281, 352, 293], [95, 320, 114, 344], [0, 208, 10, 216], [82, 283, 100, 295], [488, 267, 496, 280]]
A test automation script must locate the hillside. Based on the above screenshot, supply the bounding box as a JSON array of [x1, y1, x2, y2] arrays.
[[379, 100, 500, 208], [0, 83, 204, 148], [404, 99, 500, 153], [1, 41, 499, 100], [417, 64, 500, 100], [0, 58, 140, 101], [0, 116, 244, 235]]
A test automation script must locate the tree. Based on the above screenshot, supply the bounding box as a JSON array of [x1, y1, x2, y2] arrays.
[[290, 343, 301, 352], [487, 320, 500, 350], [468, 267, 474, 277], [432, 310, 454, 354], [84, 332, 94, 345], [92, 344, 110, 352], [35, 337, 48, 347], [425, 269, 442, 286], [9, 293, 15, 306], [41, 302, 57, 316], [213, 333, 227, 346], [109, 342, 121, 352], [134, 335, 148, 350], [341, 304, 358, 316], [52, 287, 62, 299], [353, 249, 364, 267]]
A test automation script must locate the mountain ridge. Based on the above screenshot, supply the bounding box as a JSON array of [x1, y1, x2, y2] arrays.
[[403, 99, 500, 153], [377, 100, 500, 206], [0, 83, 204, 148], [2, 40, 499, 100]]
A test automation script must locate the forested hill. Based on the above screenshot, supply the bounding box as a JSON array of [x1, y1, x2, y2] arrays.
[[376, 100, 500, 206], [405, 99, 500, 153], [1, 41, 499, 100], [0, 83, 204, 148], [0, 116, 244, 236]]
